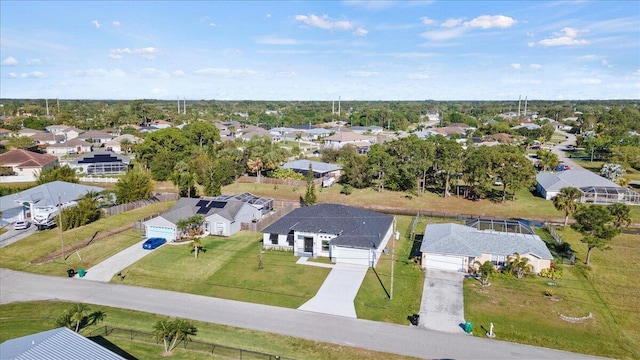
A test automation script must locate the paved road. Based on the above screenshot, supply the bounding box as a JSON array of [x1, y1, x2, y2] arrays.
[[298, 261, 368, 318], [419, 269, 465, 333], [0, 225, 36, 248], [551, 130, 582, 171], [0, 268, 604, 360]]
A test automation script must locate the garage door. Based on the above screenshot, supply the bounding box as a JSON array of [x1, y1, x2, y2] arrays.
[[425, 254, 465, 272], [145, 226, 176, 242], [333, 246, 371, 266]]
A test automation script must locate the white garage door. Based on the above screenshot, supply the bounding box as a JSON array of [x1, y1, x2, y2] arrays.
[[425, 253, 465, 272], [146, 226, 176, 242], [333, 247, 371, 266]]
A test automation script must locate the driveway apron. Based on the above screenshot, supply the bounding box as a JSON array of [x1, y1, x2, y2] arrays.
[[298, 263, 369, 318], [79, 239, 160, 281], [419, 269, 465, 333]]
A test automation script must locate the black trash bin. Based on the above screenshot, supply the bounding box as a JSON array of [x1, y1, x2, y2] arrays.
[[67, 269, 76, 278]]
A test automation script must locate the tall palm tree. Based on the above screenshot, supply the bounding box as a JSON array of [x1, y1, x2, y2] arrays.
[[69, 303, 90, 332], [552, 187, 582, 227], [153, 319, 174, 353], [506, 253, 534, 279], [474, 260, 495, 286]]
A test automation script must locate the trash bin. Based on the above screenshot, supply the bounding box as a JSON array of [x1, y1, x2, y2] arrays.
[[464, 321, 473, 334], [67, 269, 76, 278], [78, 268, 86, 278]]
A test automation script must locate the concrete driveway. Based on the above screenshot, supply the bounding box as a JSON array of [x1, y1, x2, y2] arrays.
[[419, 269, 466, 333], [298, 261, 369, 318], [0, 225, 36, 248], [78, 239, 162, 281]]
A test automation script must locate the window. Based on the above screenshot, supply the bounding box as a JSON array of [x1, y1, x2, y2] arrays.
[[490, 254, 507, 268], [322, 240, 330, 251], [270, 233, 278, 245]]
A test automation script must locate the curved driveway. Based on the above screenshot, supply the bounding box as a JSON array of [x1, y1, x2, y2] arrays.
[[0, 268, 603, 360]]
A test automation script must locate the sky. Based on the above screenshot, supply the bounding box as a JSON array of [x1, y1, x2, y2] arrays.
[[1, 1, 639, 101]]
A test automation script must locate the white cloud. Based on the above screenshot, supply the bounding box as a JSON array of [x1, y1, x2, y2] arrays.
[[441, 18, 463, 28], [421, 16, 435, 26], [408, 71, 430, 80], [194, 68, 258, 78], [511, 63, 521, 69], [26, 58, 43, 66], [66, 68, 126, 77], [92, 20, 101, 28], [266, 13, 271, 18], [295, 14, 353, 31], [108, 54, 123, 60], [601, 59, 613, 68], [256, 36, 298, 45], [134, 47, 160, 60], [112, 20, 120, 26], [353, 27, 368, 36], [133, 68, 170, 78], [539, 27, 588, 46], [580, 78, 601, 84], [275, 71, 297, 77], [7, 72, 17, 78], [348, 71, 379, 77], [111, 48, 132, 54], [527, 42, 535, 48], [420, 27, 465, 41], [530, 64, 542, 69], [172, 70, 186, 77], [209, 22, 217, 27], [20, 71, 46, 78], [464, 15, 517, 29], [2, 56, 19, 66]]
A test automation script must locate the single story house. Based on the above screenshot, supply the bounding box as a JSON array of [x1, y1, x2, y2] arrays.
[[262, 204, 395, 267], [144, 195, 269, 241], [0, 327, 125, 360], [536, 170, 640, 205], [323, 132, 374, 150], [0, 181, 104, 225], [105, 134, 141, 153], [0, 149, 58, 178], [420, 223, 553, 273], [45, 138, 93, 155], [69, 151, 130, 176], [280, 159, 342, 179], [350, 125, 383, 135], [77, 130, 114, 145]]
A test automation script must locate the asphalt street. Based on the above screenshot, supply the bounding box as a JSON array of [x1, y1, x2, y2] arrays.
[[0, 268, 604, 360]]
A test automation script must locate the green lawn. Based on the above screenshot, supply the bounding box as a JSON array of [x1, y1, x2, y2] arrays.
[[0, 201, 175, 275], [119, 232, 330, 308], [464, 227, 640, 359], [0, 301, 416, 360]]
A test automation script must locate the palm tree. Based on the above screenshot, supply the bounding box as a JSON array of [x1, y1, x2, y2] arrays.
[[552, 187, 582, 227], [176, 219, 190, 241], [168, 319, 197, 352], [189, 238, 206, 259], [506, 253, 534, 279], [69, 303, 90, 332], [474, 260, 495, 286], [153, 319, 174, 353]]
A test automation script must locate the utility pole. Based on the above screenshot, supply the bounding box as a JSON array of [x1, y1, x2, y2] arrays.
[[390, 218, 396, 300], [58, 196, 65, 260]]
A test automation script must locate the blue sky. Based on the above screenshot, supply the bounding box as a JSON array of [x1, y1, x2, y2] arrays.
[[1, 1, 639, 101]]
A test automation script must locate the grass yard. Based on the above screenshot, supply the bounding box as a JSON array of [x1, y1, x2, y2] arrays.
[[0, 201, 175, 276], [0, 301, 416, 360], [119, 232, 330, 308], [464, 227, 640, 359]]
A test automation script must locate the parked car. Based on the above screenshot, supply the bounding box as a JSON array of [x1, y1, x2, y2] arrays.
[[142, 237, 166, 250], [13, 220, 30, 230]]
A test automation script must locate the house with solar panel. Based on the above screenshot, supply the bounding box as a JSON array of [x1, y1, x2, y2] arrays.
[[68, 151, 131, 176], [143, 193, 273, 241]]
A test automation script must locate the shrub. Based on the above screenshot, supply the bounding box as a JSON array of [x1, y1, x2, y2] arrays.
[[341, 184, 353, 195]]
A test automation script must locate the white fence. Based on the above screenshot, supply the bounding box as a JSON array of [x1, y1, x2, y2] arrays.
[[79, 177, 119, 183], [0, 175, 36, 183]]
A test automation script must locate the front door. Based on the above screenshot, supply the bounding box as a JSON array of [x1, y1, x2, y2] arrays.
[[304, 237, 314, 253]]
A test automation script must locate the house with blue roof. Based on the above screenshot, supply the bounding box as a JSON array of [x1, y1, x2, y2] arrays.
[[262, 204, 395, 267], [420, 223, 553, 273]]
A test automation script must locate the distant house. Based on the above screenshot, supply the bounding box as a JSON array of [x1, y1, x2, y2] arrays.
[[69, 151, 130, 176], [105, 134, 141, 153], [0, 149, 58, 178], [280, 159, 342, 179], [420, 223, 553, 273], [45, 138, 93, 155], [30, 132, 65, 145], [0, 128, 12, 138], [350, 125, 383, 135], [262, 204, 395, 267], [323, 132, 373, 149], [78, 130, 114, 145], [0, 327, 125, 360], [144, 193, 273, 240], [536, 170, 640, 205]]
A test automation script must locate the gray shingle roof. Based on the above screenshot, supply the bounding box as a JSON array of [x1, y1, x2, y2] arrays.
[[281, 159, 342, 174], [1, 181, 105, 212], [160, 197, 248, 223], [536, 170, 618, 193], [420, 223, 553, 259], [263, 204, 394, 249], [0, 327, 125, 360]]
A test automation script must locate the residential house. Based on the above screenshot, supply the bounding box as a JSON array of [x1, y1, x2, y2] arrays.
[[30, 132, 65, 145], [144, 193, 272, 241], [262, 204, 395, 267], [18, 128, 43, 138], [420, 223, 552, 273], [78, 130, 114, 145], [536, 170, 640, 205], [323, 131, 374, 150], [306, 127, 333, 141], [69, 151, 130, 176], [105, 134, 141, 153], [45, 138, 93, 155], [350, 125, 384, 135], [0, 327, 125, 360], [0, 128, 12, 138], [0, 149, 58, 178], [280, 159, 342, 180]]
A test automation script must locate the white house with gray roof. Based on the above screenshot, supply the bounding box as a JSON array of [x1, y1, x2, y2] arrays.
[[420, 223, 553, 273], [262, 204, 395, 267], [536, 170, 640, 205], [144, 195, 268, 241], [280, 159, 342, 179]]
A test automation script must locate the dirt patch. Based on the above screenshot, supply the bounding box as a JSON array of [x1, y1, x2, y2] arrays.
[[33, 224, 134, 264]]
